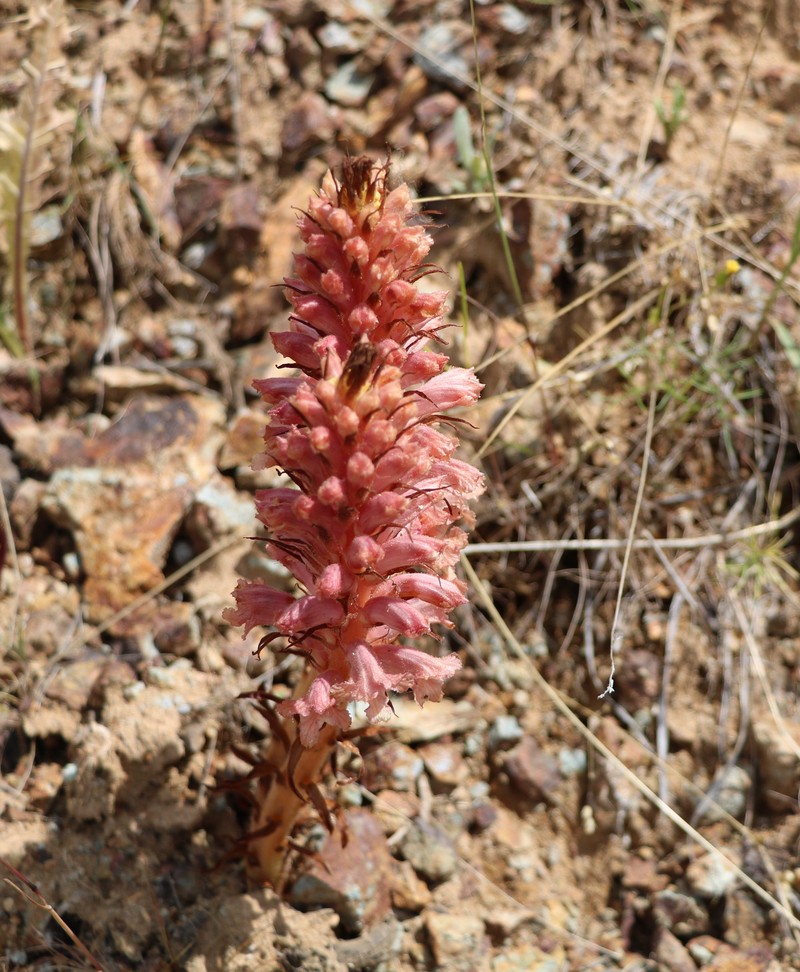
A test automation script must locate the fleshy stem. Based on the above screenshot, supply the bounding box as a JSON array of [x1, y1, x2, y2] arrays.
[[248, 671, 338, 890]]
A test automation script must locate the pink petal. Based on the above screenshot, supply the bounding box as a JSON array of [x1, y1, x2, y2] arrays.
[[362, 596, 430, 637], [277, 671, 352, 746], [223, 581, 295, 636], [414, 369, 483, 412], [277, 595, 345, 633], [371, 643, 462, 703]]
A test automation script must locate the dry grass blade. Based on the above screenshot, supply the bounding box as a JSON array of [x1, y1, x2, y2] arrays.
[[463, 505, 800, 556], [0, 0, 66, 352], [599, 388, 657, 698], [1, 857, 106, 971], [635, 0, 683, 174]]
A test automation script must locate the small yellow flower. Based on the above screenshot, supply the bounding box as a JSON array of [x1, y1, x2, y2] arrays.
[[725, 258, 741, 275]]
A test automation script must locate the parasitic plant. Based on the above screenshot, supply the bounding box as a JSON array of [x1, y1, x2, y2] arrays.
[[225, 157, 484, 889]]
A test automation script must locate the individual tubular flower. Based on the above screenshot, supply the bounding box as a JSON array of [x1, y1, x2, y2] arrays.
[[225, 157, 484, 886]]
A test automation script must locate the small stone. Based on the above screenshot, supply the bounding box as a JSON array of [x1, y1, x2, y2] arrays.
[[282, 91, 333, 153], [9, 478, 46, 548], [502, 738, 561, 804], [362, 741, 423, 792], [187, 474, 256, 541], [22, 704, 81, 743], [653, 927, 696, 972], [420, 742, 467, 789], [289, 809, 392, 934], [30, 207, 64, 248], [488, 715, 523, 750], [236, 6, 270, 29], [685, 852, 737, 899], [413, 24, 470, 91], [218, 183, 263, 256], [0, 444, 19, 502], [26, 762, 63, 810], [372, 788, 420, 836], [324, 59, 373, 107], [317, 21, 360, 54], [653, 889, 708, 937], [152, 602, 201, 657], [491, 944, 561, 972], [621, 856, 669, 893], [785, 115, 800, 147], [557, 747, 587, 776], [38, 395, 224, 627], [414, 91, 459, 130], [425, 913, 486, 969], [496, 4, 530, 35], [724, 891, 764, 948], [469, 801, 497, 833], [616, 648, 660, 711], [45, 657, 108, 710], [219, 409, 266, 470], [751, 719, 800, 811], [696, 765, 750, 823], [390, 859, 431, 912], [400, 819, 459, 884], [686, 935, 723, 965], [334, 918, 403, 971], [483, 908, 535, 941]]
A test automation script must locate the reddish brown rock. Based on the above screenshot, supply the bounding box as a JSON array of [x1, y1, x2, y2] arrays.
[[654, 927, 696, 972], [38, 395, 224, 626], [288, 809, 393, 934], [501, 737, 561, 804]]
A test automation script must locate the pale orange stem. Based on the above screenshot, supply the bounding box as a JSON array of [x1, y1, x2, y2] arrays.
[[248, 672, 339, 891]]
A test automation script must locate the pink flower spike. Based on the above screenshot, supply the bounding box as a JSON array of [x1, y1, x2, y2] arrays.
[[229, 157, 484, 751]]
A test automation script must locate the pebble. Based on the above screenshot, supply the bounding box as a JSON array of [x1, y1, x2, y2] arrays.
[[724, 890, 764, 948], [400, 819, 459, 884], [491, 947, 561, 972], [363, 741, 424, 792], [282, 91, 333, 152], [288, 809, 392, 934], [501, 738, 561, 804], [751, 719, 800, 811], [558, 747, 587, 776], [236, 7, 270, 30], [414, 91, 459, 130], [420, 742, 468, 789], [685, 852, 737, 899], [425, 913, 486, 969], [622, 855, 669, 893], [334, 918, 403, 971], [696, 765, 750, 823], [653, 889, 707, 937], [325, 59, 373, 107], [496, 4, 530, 35], [317, 21, 360, 54], [413, 24, 470, 90], [31, 207, 64, 248], [653, 927, 696, 972], [390, 859, 431, 912], [372, 788, 420, 836], [488, 715, 523, 750]]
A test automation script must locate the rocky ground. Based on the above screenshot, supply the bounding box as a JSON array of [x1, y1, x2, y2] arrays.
[[2, 1, 800, 969]]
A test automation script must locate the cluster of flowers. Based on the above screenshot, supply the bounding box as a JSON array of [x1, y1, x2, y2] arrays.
[[226, 158, 484, 747]]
